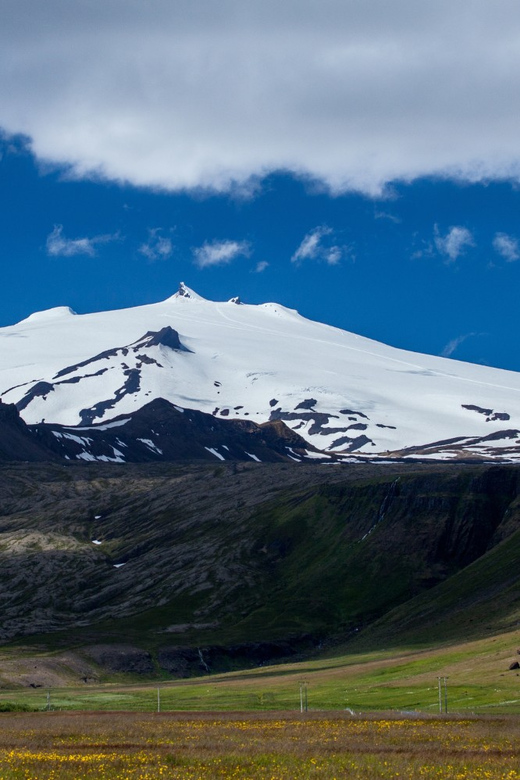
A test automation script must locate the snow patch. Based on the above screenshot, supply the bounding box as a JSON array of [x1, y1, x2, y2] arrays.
[[245, 451, 261, 462], [63, 433, 93, 445], [76, 451, 96, 461], [136, 437, 163, 454], [205, 446, 225, 461], [69, 418, 131, 431], [304, 450, 331, 459]]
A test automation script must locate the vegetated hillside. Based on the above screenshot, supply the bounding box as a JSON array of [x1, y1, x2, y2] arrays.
[[0, 461, 519, 683], [349, 502, 520, 650]]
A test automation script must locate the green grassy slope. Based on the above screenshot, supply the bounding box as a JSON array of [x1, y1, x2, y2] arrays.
[[2, 626, 520, 713], [348, 525, 520, 649]]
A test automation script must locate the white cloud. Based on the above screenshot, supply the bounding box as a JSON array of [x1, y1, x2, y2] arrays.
[[291, 226, 344, 265], [3, 2, 520, 194], [434, 225, 474, 263], [492, 232, 519, 262], [255, 260, 269, 273], [441, 332, 476, 358], [374, 211, 401, 224], [138, 228, 173, 261], [324, 246, 342, 266], [46, 225, 117, 257], [193, 239, 251, 269]]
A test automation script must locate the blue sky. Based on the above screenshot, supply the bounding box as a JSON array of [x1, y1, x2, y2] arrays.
[[1, 1, 520, 371]]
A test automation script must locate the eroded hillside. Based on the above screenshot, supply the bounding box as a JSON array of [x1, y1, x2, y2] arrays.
[[1, 461, 519, 682]]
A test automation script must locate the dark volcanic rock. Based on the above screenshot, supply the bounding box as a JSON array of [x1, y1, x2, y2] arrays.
[[16, 381, 55, 412], [140, 326, 189, 351], [0, 401, 58, 462], [34, 398, 320, 463], [1, 396, 322, 465], [462, 404, 511, 423], [340, 408, 369, 419], [79, 368, 141, 425], [157, 640, 298, 677], [295, 398, 317, 410], [330, 434, 374, 451], [84, 645, 154, 674], [157, 647, 200, 677], [55, 327, 190, 382], [269, 407, 342, 436], [462, 404, 494, 416]]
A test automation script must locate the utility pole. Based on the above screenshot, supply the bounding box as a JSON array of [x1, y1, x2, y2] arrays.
[[299, 681, 308, 713], [46, 691, 51, 712], [437, 677, 448, 714], [157, 688, 161, 713]]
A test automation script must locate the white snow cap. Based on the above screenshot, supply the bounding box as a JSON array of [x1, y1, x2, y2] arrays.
[[2, 281, 520, 462]]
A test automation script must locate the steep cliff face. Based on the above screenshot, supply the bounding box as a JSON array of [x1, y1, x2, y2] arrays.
[[0, 461, 519, 670], [235, 467, 520, 641], [0, 401, 58, 462]]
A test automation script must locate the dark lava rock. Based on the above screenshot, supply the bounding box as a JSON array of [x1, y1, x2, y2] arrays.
[[84, 645, 154, 674], [0, 401, 59, 462]]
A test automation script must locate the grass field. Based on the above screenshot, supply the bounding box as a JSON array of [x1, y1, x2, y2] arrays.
[[0, 710, 519, 779], [0, 627, 519, 778], [2, 627, 520, 716]]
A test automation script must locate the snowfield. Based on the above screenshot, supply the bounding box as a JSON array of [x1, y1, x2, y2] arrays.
[[1, 283, 520, 460]]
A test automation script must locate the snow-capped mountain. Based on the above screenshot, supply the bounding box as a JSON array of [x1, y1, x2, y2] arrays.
[[2, 282, 520, 461]]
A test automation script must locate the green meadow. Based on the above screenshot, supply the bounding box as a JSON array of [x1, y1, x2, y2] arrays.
[[2, 627, 519, 715]]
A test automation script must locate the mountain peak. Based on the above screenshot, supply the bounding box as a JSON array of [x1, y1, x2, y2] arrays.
[[18, 306, 77, 324], [170, 282, 205, 301]]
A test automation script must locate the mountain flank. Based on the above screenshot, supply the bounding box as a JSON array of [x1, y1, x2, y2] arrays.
[[0, 398, 324, 464], [2, 284, 520, 460], [0, 459, 519, 686]]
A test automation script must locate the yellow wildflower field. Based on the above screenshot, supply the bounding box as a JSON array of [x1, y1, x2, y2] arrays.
[[0, 711, 518, 779]]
